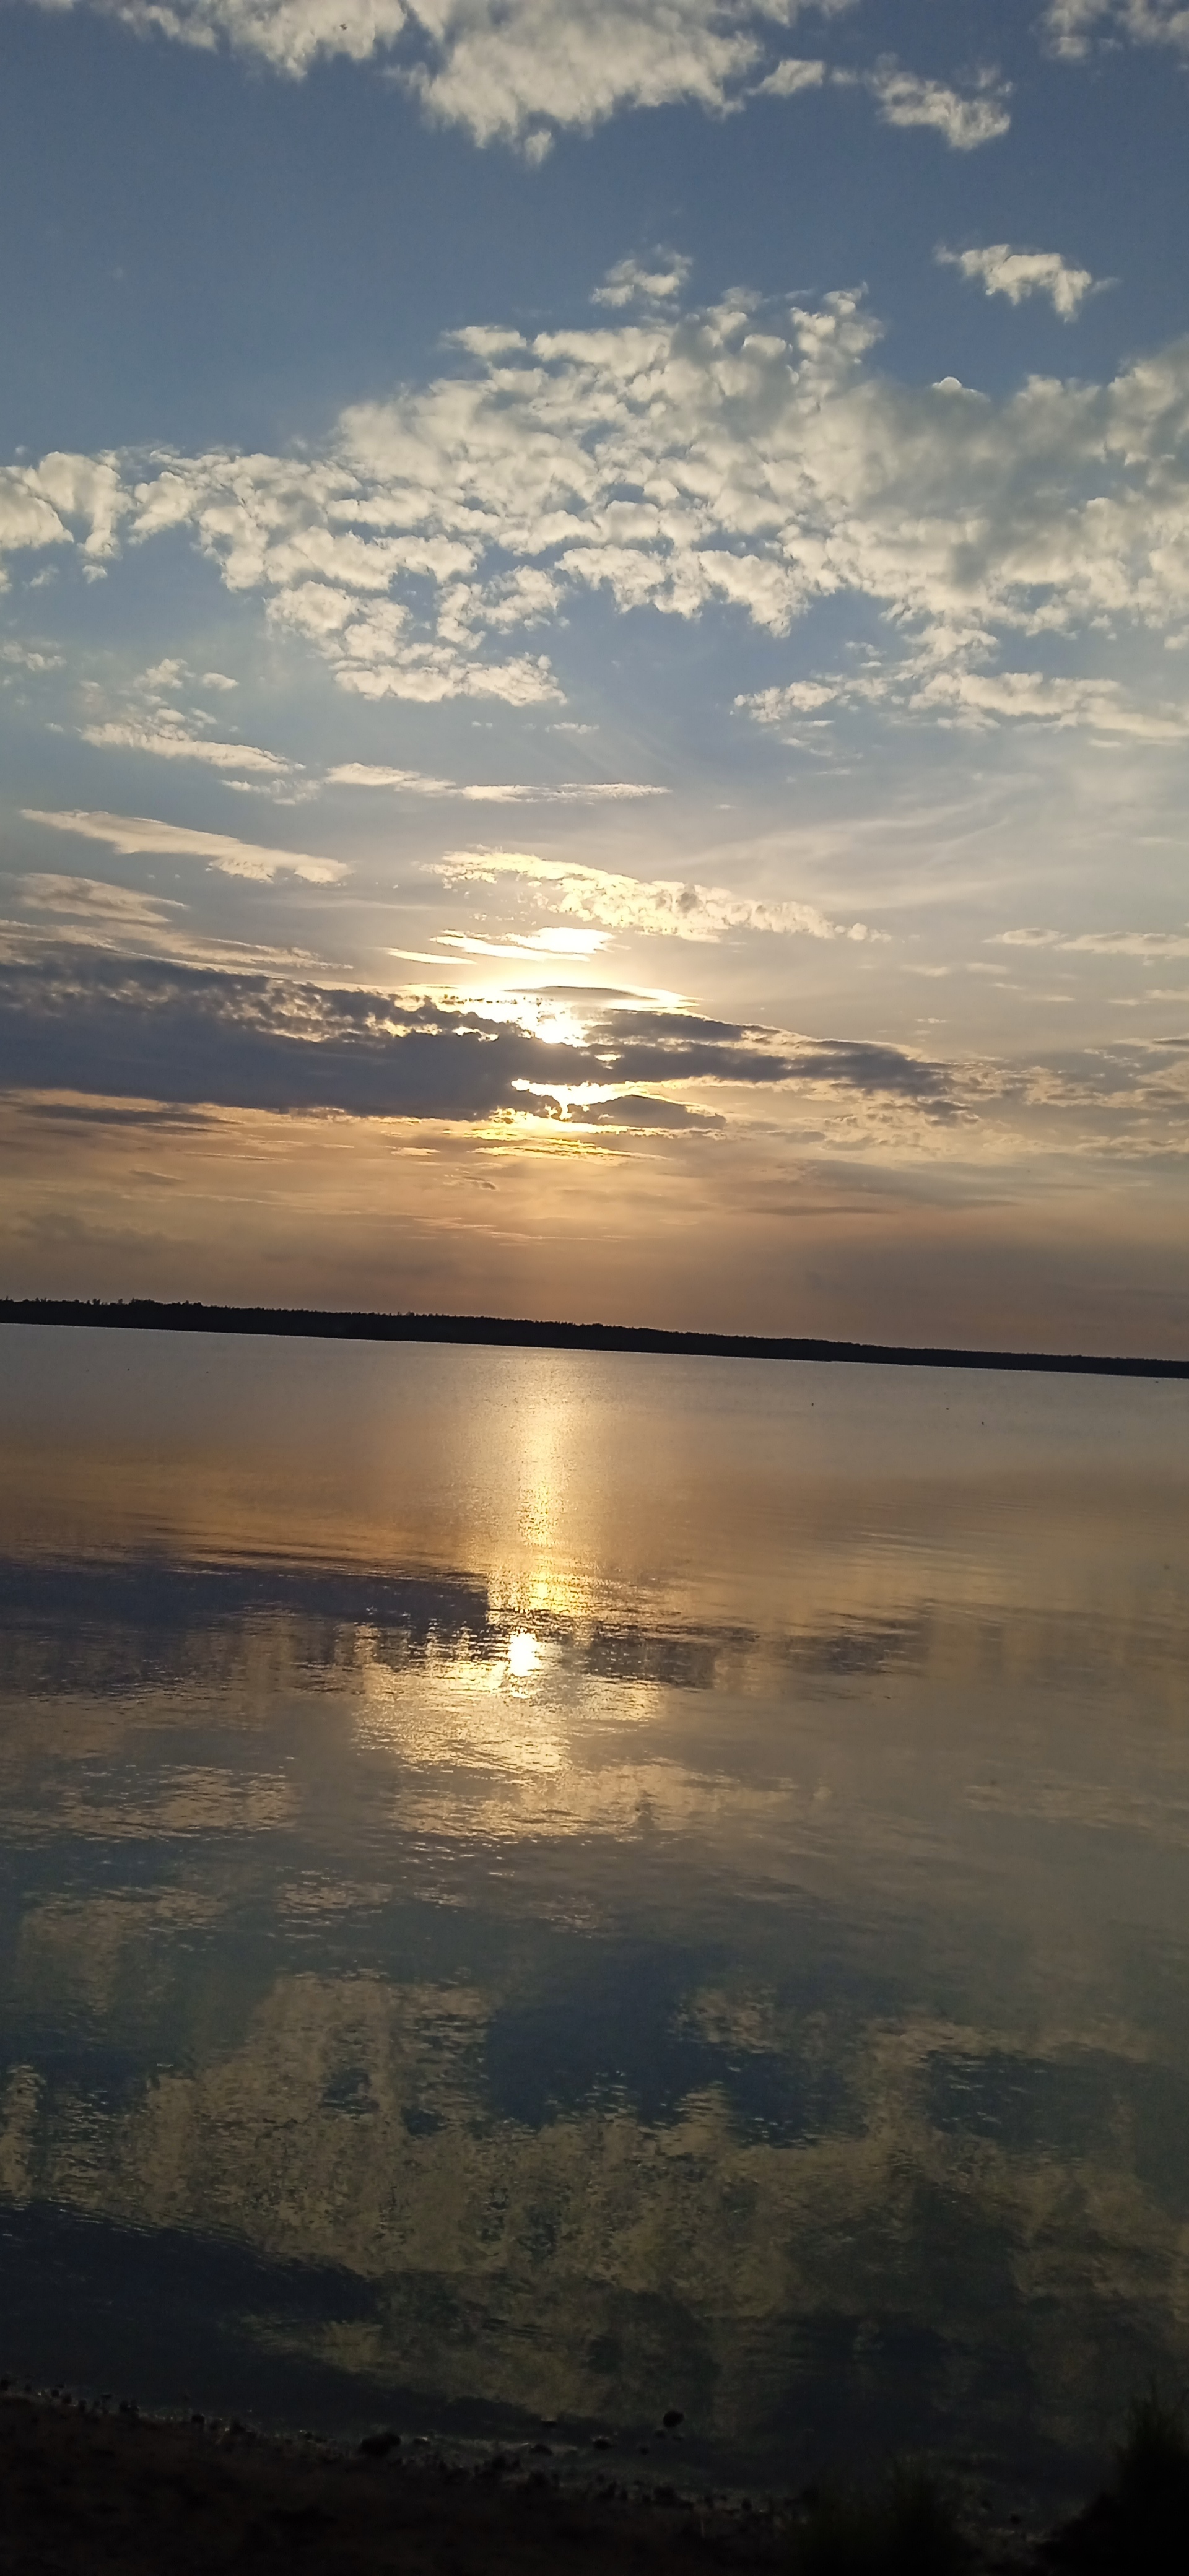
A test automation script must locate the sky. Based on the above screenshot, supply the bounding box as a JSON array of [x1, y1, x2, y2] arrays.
[[2, 0, 1188, 1351]]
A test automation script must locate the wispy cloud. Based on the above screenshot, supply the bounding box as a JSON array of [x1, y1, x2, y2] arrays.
[[992, 926, 1189, 957], [15, 874, 186, 937], [2, 872, 337, 977], [740, 663, 1189, 742], [433, 850, 871, 942], [326, 764, 667, 801], [79, 719, 294, 775], [752, 54, 827, 95], [937, 242, 1100, 319], [22, 809, 348, 884]]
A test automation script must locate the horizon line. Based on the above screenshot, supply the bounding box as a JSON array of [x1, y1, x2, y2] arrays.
[[1, 1297, 1187, 1382]]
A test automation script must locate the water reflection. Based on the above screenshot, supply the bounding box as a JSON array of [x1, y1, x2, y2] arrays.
[[1, 1328, 1188, 2500]]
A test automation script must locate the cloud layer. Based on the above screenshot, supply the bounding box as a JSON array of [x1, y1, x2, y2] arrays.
[[10, 286, 1189, 733], [0, 948, 948, 1123]]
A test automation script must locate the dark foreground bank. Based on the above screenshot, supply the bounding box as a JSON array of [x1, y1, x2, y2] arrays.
[[2, 1298, 1189, 1381], [2, 2386, 1188, 2576]]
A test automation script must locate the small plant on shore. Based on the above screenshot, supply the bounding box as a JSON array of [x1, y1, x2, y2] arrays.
[[1112, 2384, 1189, 2560], [791, 2463, 966, 2575]]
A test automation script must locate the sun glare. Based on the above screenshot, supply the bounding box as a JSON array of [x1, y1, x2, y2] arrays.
[[505, 1628, 541, 1679]]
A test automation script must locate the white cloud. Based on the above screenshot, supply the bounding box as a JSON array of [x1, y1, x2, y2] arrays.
[[22, 808, 348, 882], [326, 762, 666, 799], [752, 53, 827, 93], [436, 926, 611, 958], [0, 453, 128, 588], [865, 59, 1011, 149], [79, 718, 294, 773], [433, 849, 869, 941], [325, 762, 455, 792], [741, 663, 1189, 741], [937, 243, 1100, 320], [0, 641, 64, 674], [908, 669, 1189, 739], [19, 0, 858, 142], [15, 0, 1008, 166], [398, 1, 778, 147], [593, 254, 692, 308], [1042, 0, 1189, 58], [18, 282, 1189, 736]]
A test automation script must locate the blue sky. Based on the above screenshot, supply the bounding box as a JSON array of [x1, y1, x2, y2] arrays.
[[2, 0, 1188, 1347]]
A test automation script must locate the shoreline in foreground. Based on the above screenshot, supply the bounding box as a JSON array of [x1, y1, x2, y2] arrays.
[[2, 1297, 1188, 1382], [0, 2382, 1149, 2573]]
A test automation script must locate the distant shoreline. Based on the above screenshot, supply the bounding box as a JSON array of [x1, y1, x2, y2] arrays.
[[1, 1296, 1188, 1380]]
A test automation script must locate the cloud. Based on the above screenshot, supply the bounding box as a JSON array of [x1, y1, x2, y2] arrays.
[[22, 809, 349, 884], [433, 850, 870, 941], [992, 926, 1189, 957], [593, 255, 692, 308], [752, 53, 827, 93], [754, 53, 1011, 147], [12, 0, 1010, 167], [437, 927, 611, 958], [0, 453, 129, 588], [326, 763, 668, 801], [0, 950, 948, 1124], [16, 282, 1189, 732], [325, 762, 455, 793], [2, 868, 339, 978], [937, 243, 1100, 320], [0, 641, 65, 675], [865, 59, 1011, 149], [740, 663, 1189, 742], [79, 718, 294, 775], [15, 874, 186, 937], [17, 0, 858, 142], [1042, 0, 1189, 58]]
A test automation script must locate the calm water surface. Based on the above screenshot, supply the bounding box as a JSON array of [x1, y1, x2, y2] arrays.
[[2, 1326, 1188, 2505]]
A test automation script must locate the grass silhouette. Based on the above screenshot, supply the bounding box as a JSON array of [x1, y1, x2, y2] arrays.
[[791, 2464, 967, 2574], [1047, 2385, 1189, 2570]]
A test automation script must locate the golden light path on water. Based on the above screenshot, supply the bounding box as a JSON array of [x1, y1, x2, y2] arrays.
[[1, 1328, 1188, 2504]]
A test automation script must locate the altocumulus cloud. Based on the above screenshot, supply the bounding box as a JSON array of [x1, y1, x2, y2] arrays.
[[12, 0, 1006, 160], [1043, 0, 1189, 55], [0, 951, 951, 1123], [7, 288, 1189, 729]]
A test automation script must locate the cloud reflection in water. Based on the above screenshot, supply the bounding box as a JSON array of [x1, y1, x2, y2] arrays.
[[1, 1330, 1188, 2499]]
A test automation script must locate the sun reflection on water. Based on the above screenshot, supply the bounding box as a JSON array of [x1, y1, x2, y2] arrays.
[[505, 1628, 540, 1680]]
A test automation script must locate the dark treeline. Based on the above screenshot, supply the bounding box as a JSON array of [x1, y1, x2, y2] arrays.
[[2, 1296, 1188, 1380]]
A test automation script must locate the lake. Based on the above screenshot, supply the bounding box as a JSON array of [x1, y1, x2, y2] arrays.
[[1, 1325, 1188, 2512]]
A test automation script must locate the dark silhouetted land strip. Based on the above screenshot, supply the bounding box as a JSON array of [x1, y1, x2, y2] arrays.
[[1, 1297, 1188, 1380], [3, 2382, 1186, 2572]]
